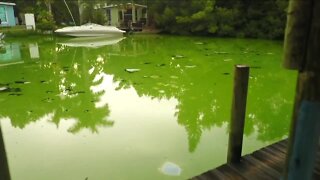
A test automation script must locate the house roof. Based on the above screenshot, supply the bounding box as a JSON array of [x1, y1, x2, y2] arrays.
[[103, 3, 147, 9], [0, 2, 16, 6]]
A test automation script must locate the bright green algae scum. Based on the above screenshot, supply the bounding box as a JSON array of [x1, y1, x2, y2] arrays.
[[0, 35, 296, 180]]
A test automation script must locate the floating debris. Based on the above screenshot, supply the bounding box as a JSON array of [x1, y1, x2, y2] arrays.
[[9, 93, 23, 96], [40, 80, 48, 84], [160, 162, 182, 176], [157, 63, 166, 67], [150, 75, 160, 79], [195, 42, 204, 45], [223, 59, 232, 62], [144, 62, 152, 65], [0, 87, 21, 93], [46, 90, 54, 94], [125, 69, 140, 73], [0, 87, 9, 92], [0, 83, 10, 86], [266, 52, 274, 55], [15, 80, 30, 84], [170, 76, 178, 79], [185, 65, 197, 68], [41, 97, 55, 102], [172, 54, 185, 59], [223, 73, 230, 75]]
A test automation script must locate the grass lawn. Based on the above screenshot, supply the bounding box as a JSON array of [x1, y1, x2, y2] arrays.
[[0, 25, 48, 37]]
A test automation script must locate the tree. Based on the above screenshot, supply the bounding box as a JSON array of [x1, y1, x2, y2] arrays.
[[80, 0, 107, 24], [148, 0, 288, 39]]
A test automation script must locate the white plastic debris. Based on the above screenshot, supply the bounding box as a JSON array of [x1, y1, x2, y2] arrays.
[[160, 161, 182, 176]]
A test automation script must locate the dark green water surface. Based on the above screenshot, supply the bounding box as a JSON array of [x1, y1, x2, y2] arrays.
[[0, 35, 296, 180]]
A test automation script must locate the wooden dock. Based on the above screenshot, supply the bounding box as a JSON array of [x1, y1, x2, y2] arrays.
[[192, 139, 320, 180]]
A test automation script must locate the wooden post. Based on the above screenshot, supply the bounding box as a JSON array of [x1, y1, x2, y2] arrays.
[[0, 123, 11, 180], [283, 0, 320, 179], [227, 65, 250, 163], [287, 101, 320, 180], [283, 0, 314, 70]]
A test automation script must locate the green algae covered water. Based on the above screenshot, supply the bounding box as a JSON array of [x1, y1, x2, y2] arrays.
[[0, 35, 296, 180]]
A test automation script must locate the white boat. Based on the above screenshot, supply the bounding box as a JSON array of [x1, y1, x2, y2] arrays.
[[55, 23, 125, 37], [59, 36, 126, 48]]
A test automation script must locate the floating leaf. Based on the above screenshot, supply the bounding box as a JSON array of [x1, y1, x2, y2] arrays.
[[125, 69, 141, 73]]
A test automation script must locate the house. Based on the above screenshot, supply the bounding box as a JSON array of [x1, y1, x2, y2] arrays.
[[101, 3, 147, 29], [0, 2, 16, 27]]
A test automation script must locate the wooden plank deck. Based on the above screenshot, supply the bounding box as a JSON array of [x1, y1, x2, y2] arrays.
[[192, 139, 320, 180]]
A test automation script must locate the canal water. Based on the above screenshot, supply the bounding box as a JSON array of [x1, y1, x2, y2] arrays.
[[0, 35, 296, 180]]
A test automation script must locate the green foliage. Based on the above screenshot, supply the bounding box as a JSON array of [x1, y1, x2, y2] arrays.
[[82, 4, 107, 24], [149, 0, 289, 39], [10, 0, 288, 39], [76, 0, 109, 25], [36, 10, 56, 31]]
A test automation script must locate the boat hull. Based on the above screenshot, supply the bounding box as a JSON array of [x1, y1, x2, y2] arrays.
[[55, 24, 125, 37], [57, 30, 124, 37]]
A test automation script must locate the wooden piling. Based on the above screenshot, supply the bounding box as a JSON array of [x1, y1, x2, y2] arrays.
[[0, 124, 10, 180], [227, 65, 250, 163], [287, 101, 320, 180], [283, 0, 320, 179], [0, 125, 11, 180]]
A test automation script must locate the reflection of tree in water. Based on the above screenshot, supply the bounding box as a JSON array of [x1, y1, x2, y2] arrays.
[[0, 43, 113, 133], [103, 36, 295, 152], [102, 36, 231, 152], [245, 72, 295, 142], [0, 36, 295, 152]]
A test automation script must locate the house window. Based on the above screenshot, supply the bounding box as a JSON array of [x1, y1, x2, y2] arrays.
[[106, 9, 111, 21], [0, 6, 7, 23], [119, 11, 122, 20]]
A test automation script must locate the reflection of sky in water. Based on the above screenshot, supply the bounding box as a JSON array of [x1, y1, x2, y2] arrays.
[[0, 35, 296, 179]]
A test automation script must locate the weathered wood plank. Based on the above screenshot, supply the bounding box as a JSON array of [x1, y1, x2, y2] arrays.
[[251, 150, 284, 172], [192, 139, 320, 180], [242, 156, 281, 178], [268, 144, 286, 155], [218, 164, 247, 180]]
